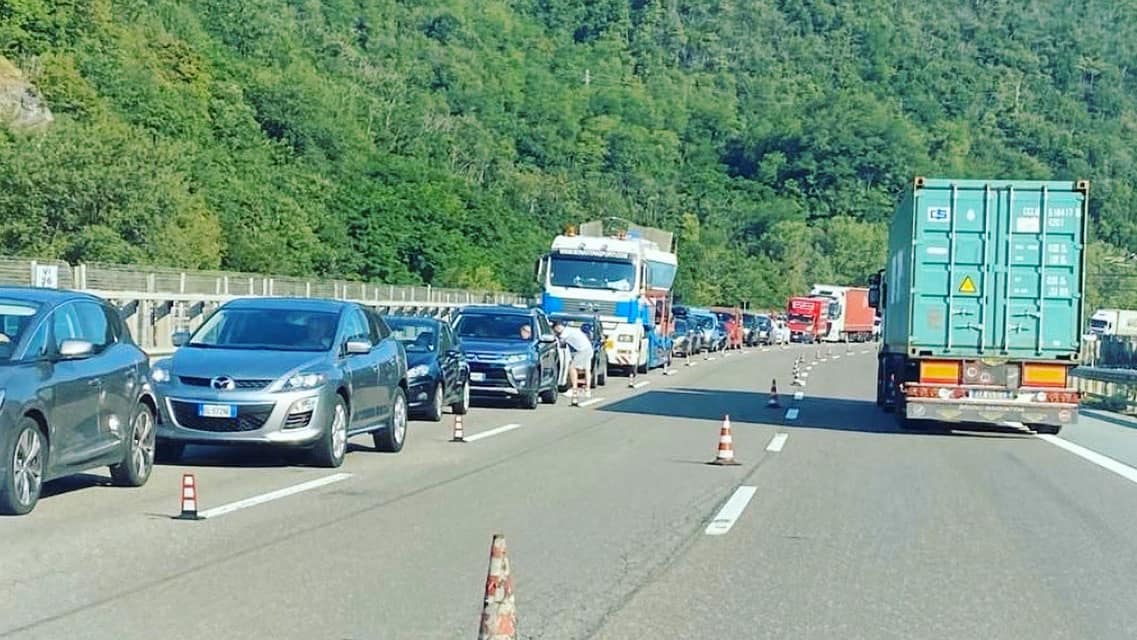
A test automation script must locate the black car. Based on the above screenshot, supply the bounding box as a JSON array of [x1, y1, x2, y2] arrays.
[[450, 305, 561, 409], [547, 311, 608, 388], [385, 315, 470, 421]]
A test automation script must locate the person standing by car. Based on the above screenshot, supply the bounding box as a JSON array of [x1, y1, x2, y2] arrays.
[[552, 320, 593, 405]]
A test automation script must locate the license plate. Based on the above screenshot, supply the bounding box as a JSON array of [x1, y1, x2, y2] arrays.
[[968, 390, 1012, 401], [470, 372, 485, 382], [198, 403, 236, 418]]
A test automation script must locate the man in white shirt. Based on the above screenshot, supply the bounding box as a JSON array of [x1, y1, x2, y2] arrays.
[[553, 320, 594, 404]]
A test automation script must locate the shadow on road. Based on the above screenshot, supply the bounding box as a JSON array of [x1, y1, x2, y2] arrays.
[[596, 387, 1035, 439]]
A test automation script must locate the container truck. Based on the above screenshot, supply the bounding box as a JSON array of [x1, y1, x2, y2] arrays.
[[809, 284, 876, 342], [785, 296, 829, 343], [869, 177, 1087, 434], [1088, 309, 1137, 336]]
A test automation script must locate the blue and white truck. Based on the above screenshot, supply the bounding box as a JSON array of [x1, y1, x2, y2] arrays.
[[535, 220, 677, 378]]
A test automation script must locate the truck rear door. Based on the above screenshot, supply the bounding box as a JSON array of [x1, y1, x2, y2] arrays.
[[909, 180, 1086, 360]]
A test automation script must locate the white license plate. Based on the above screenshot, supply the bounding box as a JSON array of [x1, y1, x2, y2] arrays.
[[198, 403, 236, 418], [969, 390, 1012, 401], [469, 372, 485, 382]]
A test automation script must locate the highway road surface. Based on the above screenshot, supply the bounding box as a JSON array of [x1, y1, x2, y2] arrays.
[[4, 344, 1137, 639]]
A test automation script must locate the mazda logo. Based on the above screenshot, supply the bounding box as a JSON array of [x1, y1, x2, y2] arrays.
[[210, 376, 236, 391]]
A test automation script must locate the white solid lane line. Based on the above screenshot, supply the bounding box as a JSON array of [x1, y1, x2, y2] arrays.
[[784, 408, 800, 420], [704, 485, 758, 536], [464, 423, 523, 443], [793, 391, 804, 401], [197, 473, 353, 520], [766, 433, 788, 452], [1037, 434, 1137, 486], [577, 397, 605, 408]]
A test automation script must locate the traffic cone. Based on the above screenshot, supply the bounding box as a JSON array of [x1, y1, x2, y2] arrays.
[[451, 414, 466, 443], [768, 379, 781, 408], [478, 534, 517, 640], [709, 416, 740, 466], [178, 473, 200, 520]]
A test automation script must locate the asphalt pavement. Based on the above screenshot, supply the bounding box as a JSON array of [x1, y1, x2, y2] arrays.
[[4, 343, 1137, 639]]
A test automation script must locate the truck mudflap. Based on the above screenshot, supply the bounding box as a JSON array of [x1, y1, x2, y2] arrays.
[[904, 399, 1079, 427]]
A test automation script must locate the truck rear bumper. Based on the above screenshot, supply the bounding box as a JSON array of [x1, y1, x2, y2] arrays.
[[905, 399, 1079, 426]]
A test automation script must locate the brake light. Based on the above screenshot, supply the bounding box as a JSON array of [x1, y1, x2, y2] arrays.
[[919, 360, 961, 384], [1022, 363, 1068, 388]]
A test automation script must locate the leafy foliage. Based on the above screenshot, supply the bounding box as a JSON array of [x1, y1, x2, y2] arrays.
[[1, 0, 1134, 308]]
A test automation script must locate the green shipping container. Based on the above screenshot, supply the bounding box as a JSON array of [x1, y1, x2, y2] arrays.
[[880, 177, 1088, 362]]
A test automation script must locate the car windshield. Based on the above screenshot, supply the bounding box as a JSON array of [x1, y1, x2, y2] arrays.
[[387, 318, 437, 352], [788, 313, 813, 323], [453, 314, 535, 341], [695, 317, 715, 330], [189, 308, 341, 351], [548, 254, 637, 291], [0, 300, 40, 362], [756, 316, 771, 328], [674, 320, 689, 335]]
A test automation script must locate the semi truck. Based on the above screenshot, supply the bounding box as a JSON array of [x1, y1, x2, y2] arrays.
[[785, 296, 829, 343], [870, 177, 1087, 434], [1089, 308, 1137, 336], [809, 284, 876, 342], [536, 220, 676, 377]]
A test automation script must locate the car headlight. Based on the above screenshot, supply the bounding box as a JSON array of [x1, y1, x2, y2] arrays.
[[503, 353, 529, 364], [407, 364, 431, 379], [282, 372, 327, 391], [151, 365, 171, 383]]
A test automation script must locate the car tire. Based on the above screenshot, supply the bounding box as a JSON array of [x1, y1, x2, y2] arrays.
[[521, 391, 539, 409], [374, 387, 408, 453], [311, 395, 349, 468], [110, 402, 157, 487], [540, 380, 558, 405], [424, 382, 444, 422], [0, 418, 45, 516], [451, 379, 470, 415]]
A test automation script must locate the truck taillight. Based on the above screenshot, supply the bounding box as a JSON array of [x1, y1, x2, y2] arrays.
[[1021, 363, 1068, 388], [919, 360, 960, 385], [1037, 390, 1081, 404]]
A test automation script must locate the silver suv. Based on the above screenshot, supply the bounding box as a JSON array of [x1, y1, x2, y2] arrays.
[[150, 297, 408, 467]]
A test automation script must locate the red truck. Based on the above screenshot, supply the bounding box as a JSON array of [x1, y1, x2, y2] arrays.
[[786, 296, 829, 343], [808, 285, 876, 342]]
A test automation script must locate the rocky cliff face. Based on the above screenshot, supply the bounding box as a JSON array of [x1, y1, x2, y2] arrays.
[[0, 57, 53, 132]]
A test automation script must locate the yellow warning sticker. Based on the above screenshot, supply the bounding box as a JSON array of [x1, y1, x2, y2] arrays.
[[959, 275, 977, 294]]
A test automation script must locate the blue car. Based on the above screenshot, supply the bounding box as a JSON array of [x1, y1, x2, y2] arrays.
[[385, 315, 470, 421], [450, 305, 562, 409]]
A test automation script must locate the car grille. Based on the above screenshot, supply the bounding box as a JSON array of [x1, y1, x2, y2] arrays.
[[170, 400, 275, 432], [469, 363, 516, 388], [178, 376, 273, 390], [559, 298, 619, 316]]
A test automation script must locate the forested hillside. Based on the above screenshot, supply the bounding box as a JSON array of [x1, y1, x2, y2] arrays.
[[2, 0, 1136, 308]]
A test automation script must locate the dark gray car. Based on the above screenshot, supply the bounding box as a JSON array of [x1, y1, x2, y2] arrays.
[[0, 287, 158, 515], [150, 297, 409, 467]]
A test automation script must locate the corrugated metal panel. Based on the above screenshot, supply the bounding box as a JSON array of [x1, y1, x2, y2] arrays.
[[887, 178, 1087, 361]]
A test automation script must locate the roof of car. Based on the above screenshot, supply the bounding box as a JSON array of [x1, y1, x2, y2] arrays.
[[456, 304, 542, 316], [220, 296, 353, 312], [385, 314, 443, 324], [0, 286, 107, 308]]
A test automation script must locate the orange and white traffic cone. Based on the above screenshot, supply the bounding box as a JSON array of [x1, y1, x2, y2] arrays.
[[478, 534, 517, 640], [709, 416, 741, 466], [451, 414, 466, 443], [178, 473, 200, 520], [767, 380, 781, 408]]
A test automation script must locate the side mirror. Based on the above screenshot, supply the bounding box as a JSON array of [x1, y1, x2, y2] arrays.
[[171, 330, 191, 347], [58, 339, 94, 360], [345, 339, 373, 354], [867, 270, 884, 309], [539, 334, 556, 344]]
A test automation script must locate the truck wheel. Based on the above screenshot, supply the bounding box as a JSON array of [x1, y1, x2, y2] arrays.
[[1031, 424, 1062, 435]]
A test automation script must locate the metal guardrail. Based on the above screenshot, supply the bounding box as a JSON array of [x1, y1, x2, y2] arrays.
[[0, 256, 537, 353], [1072, 366, 1137, 414]]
